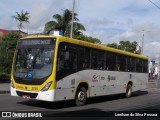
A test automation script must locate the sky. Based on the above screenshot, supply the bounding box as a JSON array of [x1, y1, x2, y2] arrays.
[[1, 0, 160, 61]]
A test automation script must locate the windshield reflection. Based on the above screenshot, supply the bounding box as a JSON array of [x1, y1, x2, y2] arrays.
[[14, 48, 54, 79]]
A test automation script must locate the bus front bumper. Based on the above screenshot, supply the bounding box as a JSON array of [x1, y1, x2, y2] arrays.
[[11, 87, 56, 102]]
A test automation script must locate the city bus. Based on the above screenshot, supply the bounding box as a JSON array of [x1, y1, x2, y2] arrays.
[[11, 35, 148, 106]]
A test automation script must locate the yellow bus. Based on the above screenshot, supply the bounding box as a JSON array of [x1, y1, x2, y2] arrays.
[[11, 35, 148, 106]]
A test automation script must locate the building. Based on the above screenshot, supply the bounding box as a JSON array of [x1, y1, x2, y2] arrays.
[[0, 29, 27, 40]]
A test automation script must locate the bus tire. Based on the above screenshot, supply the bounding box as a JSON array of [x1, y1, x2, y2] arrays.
[[126, 84, 132, 98], [75, 87, 87, 106]]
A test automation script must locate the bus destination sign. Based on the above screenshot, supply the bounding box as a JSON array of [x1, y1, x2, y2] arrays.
[[21, 39, 53, 46]]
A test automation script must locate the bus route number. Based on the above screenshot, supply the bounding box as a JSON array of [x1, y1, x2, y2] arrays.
[[32, 87, 38, 91]]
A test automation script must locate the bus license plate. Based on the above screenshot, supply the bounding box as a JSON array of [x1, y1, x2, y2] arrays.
[[22, 95, 30, 99]]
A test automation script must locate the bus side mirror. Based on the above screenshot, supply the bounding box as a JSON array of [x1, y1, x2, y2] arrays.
[[64, 51, 70, 60]]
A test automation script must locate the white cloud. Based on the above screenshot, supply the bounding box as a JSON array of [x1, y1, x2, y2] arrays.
[[23, 0, 73, 33], [0, 16, 17, 30], [0, 0, 73, 33], [145, 42, 160, 59], [103, 22, 160, 58], [0, 17, 11, 29], [90, 18, 115, 26], [28, 3, 52, 31]]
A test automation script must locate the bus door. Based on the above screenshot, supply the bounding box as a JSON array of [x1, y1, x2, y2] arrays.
[[55, 42, 78, 100], [56, 42, 77, 85]]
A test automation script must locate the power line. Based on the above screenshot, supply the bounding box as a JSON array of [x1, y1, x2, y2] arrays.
[[147, 0, 160, 10]]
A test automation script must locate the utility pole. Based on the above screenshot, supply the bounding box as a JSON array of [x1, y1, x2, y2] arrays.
[[141, 31, 144, 54], [141, 29, 150, 54], [70, 0, 75, 38]]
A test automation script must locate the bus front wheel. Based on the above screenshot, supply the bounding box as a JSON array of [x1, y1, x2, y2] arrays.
[[75, 87, 87, 106], [126, 84, 132, 98]]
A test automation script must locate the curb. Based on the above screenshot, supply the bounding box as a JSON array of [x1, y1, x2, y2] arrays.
[[0, 91, 10, 94], [0, 82, 10, 94]]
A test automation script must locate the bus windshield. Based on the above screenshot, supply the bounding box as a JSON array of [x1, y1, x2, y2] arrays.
[[13, 38, 55, 80]]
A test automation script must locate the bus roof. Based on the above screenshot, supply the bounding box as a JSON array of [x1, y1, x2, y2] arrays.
[[20, 35, 148, 60]]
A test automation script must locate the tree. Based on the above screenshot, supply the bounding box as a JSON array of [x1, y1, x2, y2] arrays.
[[13, 10, 30, 31], [0, 33, 21, 79], [44, 9, 85, 36], [75, 34, 101, 44], [107, 41, 141, 54], [66, 22, 86, 36], [2, 32, 22, 42], [107, 43, 118, 49]]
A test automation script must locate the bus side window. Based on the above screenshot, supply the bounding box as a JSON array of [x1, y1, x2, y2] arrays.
[[136, 59, 143, 72], [64, 51, 70, 60], [143, 60, 148, 73], [106, 52, 116, 71], [57, 50, 64, 72], [78, 46, 91, 70], [118, 55, 126, 71], [92, 56, 97, 69], [56, 43, 77, 80], [91, 49, 105, 70], [127, 57, 135, 72]]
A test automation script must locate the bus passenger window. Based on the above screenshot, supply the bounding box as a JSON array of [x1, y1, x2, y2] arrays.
[[92, 57, 97, 69], [78, 47, 91, 70], [106, 52, 116, 71], [64, 51, 70, 60], [92, 49, 105, 70], [82, 59, 88, 69], [56, 43, 77, 80]]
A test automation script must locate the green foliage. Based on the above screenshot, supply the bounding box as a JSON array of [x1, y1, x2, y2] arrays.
[[44, 9, 102, 44], [2, 32, 21, 43], [107, 40, 141, 54], [13, 10, 30, 31], [0, 33, 21, 78], [0, 72, 10, 79], [74, 34, 101, 44], [44, 9, 86, 36], [107, 43, 119, 49]]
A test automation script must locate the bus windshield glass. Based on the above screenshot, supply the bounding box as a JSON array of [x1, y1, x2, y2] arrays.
[[13, 38, 55, 80]]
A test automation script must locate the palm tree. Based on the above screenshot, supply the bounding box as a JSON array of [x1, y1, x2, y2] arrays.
[[44, 9, 85, 37], [13, 10, 30, 31], [73, 22, 86, 35]]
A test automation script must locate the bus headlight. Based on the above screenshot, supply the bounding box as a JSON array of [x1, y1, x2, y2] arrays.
[[41, 82, 52, 91]]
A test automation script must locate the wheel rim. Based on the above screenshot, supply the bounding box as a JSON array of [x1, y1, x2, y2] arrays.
[[78, 91, 86, 102], [127, 87, 132, 97], [128, 88, 131, 96]]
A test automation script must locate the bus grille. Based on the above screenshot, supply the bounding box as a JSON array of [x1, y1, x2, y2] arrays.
[[16, 91, 38, 98], [13, 76, 46, 85]]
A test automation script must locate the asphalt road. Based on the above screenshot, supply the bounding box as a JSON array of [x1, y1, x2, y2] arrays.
[[1, 80, 160, 120]]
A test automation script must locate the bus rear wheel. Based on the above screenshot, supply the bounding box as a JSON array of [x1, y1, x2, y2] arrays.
[[126, 84, 132, 98], [75, 87, 87, 106]]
